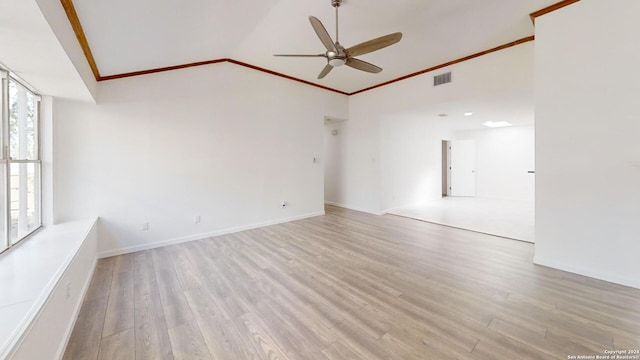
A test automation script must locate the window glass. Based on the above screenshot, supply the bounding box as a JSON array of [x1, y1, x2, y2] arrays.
[[0, 73, 42, 253], [9, 80, 38, 160], [9, 162, 40, 244]]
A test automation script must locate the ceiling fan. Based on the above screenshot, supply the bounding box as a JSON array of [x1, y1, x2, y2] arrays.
[[274, 0, 402, 79]]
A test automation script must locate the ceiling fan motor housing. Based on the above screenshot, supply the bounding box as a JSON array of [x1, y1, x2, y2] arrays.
[[328, 57, 346, 66], [332, 0, 342, 8], [327, 44, 346, 66]]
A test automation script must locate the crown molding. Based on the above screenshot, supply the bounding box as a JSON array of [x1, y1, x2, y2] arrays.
[[530, 0, 581, 24], [349, 36, 534, 96], [98, 59, 349, 95], [98, 59, 226, 81], [61, 0, 573, 97], [225, 60, 350, 95]]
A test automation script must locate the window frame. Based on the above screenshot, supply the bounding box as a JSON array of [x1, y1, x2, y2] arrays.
[[0, 68, 43, 253]]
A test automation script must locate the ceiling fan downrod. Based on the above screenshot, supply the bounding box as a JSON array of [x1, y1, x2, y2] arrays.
[[332, 0, 341, 43]]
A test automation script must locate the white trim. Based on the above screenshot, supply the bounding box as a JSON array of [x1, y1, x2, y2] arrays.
[[98, 211, 326, 258], [533, 256, 640, 290], [324, 201, 383, 216], [54, 257, 97, 359], [0, 219, 97, 359], [380, 199, 436, 216], [380, 205, 413, 215]]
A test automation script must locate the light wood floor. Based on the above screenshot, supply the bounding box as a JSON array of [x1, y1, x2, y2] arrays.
[[63, 206, 640, 359]]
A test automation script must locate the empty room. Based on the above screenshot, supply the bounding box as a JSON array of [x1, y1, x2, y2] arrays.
[[1, 0, 639, 359], [371, 90, 536, 242]]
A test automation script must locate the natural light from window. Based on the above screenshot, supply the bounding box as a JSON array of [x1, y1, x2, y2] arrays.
[[0, 69, 42, 253]]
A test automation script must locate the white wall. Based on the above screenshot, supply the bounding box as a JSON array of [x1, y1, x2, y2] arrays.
[[378, 119, 534, 213], [343, 42, 534, 214], [453, 125, 535, 201], [41, 96, 55, 226], [380, 116, 454, 211], [323, 120, 348, 206], [535, 0, 640, 288], [54, 62, 348, 256]]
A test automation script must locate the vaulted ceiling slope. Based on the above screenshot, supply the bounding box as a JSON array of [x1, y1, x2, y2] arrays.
[[0, 0, 95, 101], [66, 0, 573, 94]]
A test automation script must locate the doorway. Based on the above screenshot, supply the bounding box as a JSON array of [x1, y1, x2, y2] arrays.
[[441, 140, 448, 197], [445, 140, 476, 197], [323, 118, 346, 206]]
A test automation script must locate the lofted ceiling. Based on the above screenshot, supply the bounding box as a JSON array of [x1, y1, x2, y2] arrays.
[[68, 0, 563, 94]]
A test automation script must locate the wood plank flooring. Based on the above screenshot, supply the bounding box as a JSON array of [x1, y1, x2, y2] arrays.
[[63, 206, 640, 359]]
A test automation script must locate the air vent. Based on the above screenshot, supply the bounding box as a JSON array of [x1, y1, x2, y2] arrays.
[[434, 72, 451, 86]]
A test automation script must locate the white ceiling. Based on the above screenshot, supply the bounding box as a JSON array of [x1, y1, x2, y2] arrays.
[[420, 89, 535, 131], [0, 0, 94, 101], [71, 0, 558, 93]]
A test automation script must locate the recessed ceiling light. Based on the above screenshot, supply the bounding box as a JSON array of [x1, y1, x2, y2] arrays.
[[464, 112, 473, 117], [438, 113, 448, 117], [483, 121, 512, 128]]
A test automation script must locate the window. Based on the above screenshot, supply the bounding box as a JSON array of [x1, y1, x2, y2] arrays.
[[0, 69, 42, 253]]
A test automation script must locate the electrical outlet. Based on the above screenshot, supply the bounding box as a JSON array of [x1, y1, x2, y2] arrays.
[[142, 222, 149, 231], [65, 281, 71, 299], [194, 215, 201, 224]]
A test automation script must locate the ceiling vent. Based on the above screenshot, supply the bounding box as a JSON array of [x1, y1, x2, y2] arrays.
[[433, 72, 451, 86]]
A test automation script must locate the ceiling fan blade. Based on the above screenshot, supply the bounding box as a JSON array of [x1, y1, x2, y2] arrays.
[[274, 54, 326, 57], [346, 58, 382, 73], [345, 32, 403, 57], [309, 16, 337, 53], [318, 64, 333, 79]]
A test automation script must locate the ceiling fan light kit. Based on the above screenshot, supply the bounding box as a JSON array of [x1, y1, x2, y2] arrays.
[[274, 0, 402, 79]]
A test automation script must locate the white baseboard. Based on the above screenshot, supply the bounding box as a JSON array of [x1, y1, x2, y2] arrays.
[[324, 201, 383, 216], [98, 211, 325, 258], [533, 256, 640, 290]]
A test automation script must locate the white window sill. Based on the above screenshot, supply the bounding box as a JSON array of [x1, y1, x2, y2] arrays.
[[0, 219, 97, 357]]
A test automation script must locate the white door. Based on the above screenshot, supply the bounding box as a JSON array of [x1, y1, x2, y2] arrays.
[[448, 140, 476, 197]]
